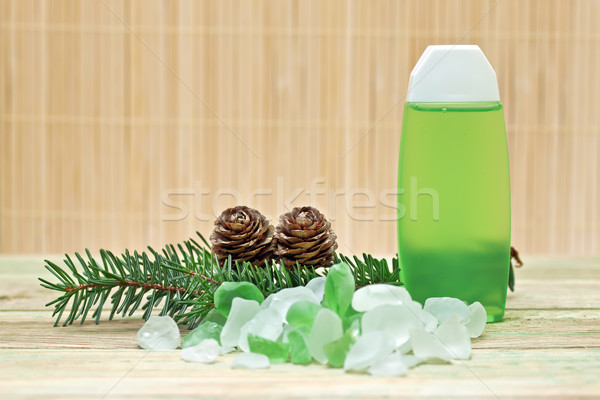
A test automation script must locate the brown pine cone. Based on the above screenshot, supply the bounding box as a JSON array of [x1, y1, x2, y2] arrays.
[[274, 206, 338, 267], [210, 206, 275, 267]]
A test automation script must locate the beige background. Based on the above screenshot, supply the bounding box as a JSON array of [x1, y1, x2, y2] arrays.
[[1, 0, 599, 256]]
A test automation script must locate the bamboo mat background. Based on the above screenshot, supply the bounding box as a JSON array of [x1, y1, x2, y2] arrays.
[[1, 0, 599, 256]]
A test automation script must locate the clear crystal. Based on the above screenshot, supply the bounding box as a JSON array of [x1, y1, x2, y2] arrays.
[[268, 287, 319, 319], [260, 293, 274, 310], [308, 308, 343, 364], [409, 326, 451, 361], [435, 314, 471, 359], [136, 316, 180, 350], [220, 298, 261, 348], [305, 276, 326, 302], [343, 331, 395, 371], [424, 297, 470, 323], [352, 284, 412, 312], [400, 354, 424, 369], [238, 308, 284, 352], [231, 352, 270, 369], [465, 302, 487, 338], [181, 339, 220, 363], [361, 304, 423, 347], [410, 314, 472, 361], [367, 352, 408, 377], [220, 346, 236, 355]]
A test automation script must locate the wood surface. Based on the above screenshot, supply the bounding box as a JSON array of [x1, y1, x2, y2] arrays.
[[0, 256, 599, 399], [1, 0, 600, 256]]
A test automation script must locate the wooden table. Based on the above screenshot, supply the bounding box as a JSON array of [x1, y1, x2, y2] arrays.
[[1, 255, 599, 399]]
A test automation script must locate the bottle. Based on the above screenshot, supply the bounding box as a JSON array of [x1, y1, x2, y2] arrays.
[[397, 45, 511, 322]]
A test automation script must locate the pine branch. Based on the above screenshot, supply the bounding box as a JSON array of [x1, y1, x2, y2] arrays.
[[39, 232, 401, 329]]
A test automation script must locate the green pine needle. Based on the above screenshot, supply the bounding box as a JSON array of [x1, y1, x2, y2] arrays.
[[39, 232, 401, 329]]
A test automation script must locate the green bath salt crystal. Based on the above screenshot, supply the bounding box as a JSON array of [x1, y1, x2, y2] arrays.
[[247, 334, 290, 363], [202, 307, 228, 326], [287, 329, 312, 365], [214, 281, 264, 317], [181, 321, 223, 348], [286, 301, 321, 331], [324, 262, 355, 318], [323, 331, 356, 368]]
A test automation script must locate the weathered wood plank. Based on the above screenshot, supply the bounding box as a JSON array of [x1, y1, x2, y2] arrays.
[[1, 309, 599, 351], [0, 349, 598, 399]]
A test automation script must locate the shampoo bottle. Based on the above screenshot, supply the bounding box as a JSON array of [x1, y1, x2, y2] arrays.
[[398, 45, 511, 322]]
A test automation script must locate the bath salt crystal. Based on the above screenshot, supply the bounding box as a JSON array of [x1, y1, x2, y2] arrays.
[[238, 307, 284, 353], [361, 304, 423, 347], [343, 331, 395, 372], [305, 276, 326, 302], [231, 352, 270, 370], [465, 302, 487, 338], [410, 314, 472, 361], [308, 308, 343, 364], [352, 284, 412, 312], [424, 297, 470, 323], [181, 339, 220, 363], [268, 287, 319, 319], [367, 352, 409, 377], [137, 316, 180, 350], [220, 298, 261, 348]]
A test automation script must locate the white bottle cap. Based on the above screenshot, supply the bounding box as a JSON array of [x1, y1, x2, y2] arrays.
[[407, 45, 500, 102]]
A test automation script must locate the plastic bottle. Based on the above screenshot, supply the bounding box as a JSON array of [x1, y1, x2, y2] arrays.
[[398, 45, 511, 322]]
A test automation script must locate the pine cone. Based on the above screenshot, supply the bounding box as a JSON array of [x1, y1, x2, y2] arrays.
[[210, 206, 275, 267], [274, 206, 338, 267]]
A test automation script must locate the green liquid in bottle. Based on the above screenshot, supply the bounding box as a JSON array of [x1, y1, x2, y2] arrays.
[[398, 102, 511, 322]]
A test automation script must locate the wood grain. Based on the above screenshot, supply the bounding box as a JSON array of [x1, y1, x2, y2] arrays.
[[1, 0, 600, 256], [1, 349, 599, 399]]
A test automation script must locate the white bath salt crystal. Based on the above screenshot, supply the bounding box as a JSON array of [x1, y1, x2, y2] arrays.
[[231, 352, 270, 370], [136, 316, 181, 350], [308, 308, 343, 364], [367, 352, 409, 377], [352, 284, 412, 312], [410, 314, 472, 361], [278, 324, 294, 344], [238, 307, 284, 352], [305, 276, 326, 302], [410, 327, 450, 361], [418, 308, 439, 332], [465, 302, 487, 338], [396, 339, 412, 355], [401, 354, 425, 369], [435, 314, 472, 359], [344, 331, 395, 372], [405, 300, 439, 332], [361, 304, 423, 347], [424, 297, 470, 323], [220, 346, 236, 355], [181, 339, 220, 363], [220, 298, 261, 348], [269, 287, 320, 320], [260, 293, 274, 310]]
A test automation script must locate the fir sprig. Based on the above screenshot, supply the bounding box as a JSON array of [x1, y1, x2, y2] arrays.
[[39, 232, 401, 328]]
